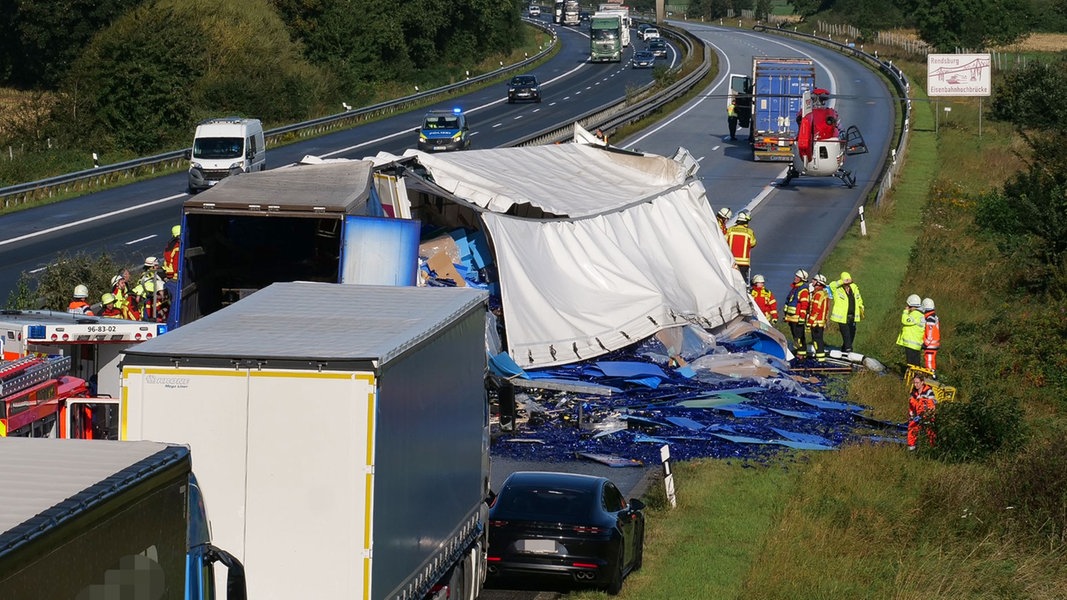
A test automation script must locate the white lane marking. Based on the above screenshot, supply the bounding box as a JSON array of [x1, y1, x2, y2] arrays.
[[125, 235, 158, 245], [493, 123, 503, 128], [0, 194, 185, 247], [698, 155, 707, 161], [29, 267, 47, 273]]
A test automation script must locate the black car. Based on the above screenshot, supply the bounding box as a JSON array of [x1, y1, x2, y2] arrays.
[[508, 74, 542, 104], [487, 471, 645, 595], [632, 51, 655, 69], [648, 39, 668, 58]]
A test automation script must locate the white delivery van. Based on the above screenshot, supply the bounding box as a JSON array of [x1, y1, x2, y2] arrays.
[[186, 117, 266, 193]]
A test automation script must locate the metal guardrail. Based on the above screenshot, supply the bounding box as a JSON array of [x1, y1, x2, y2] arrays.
[[0, 18, 560, 209], [752, 24, 911, 208], [505, 23, 709, 147]]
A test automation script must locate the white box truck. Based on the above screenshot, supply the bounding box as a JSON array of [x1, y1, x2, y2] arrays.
[[120, 281, 490, 600], [0, 437, 245, 599], [186, 117, 266, 194]]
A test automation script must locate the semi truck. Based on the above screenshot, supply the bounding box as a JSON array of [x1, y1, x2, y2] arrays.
[[0, 437, 244, 599], [732, 57, 816, 162], [590, 13, 624, 62], [595, 5, 631, 46], [120, 281, 491, 600], [562, 0, 580, 25], [173, 160, 419, 328]]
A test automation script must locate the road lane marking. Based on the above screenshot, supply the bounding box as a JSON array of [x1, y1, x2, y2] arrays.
[[0, 194, 185, 247]]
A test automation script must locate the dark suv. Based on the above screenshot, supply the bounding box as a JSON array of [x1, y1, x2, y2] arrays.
[[507, 75, 542, 104]]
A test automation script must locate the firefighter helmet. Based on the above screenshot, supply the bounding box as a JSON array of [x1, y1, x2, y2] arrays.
[[813, 274, 827, 286], [752, 274, 765, 285], [110, 274, 123, 287], [73, 284, 89, 299], [921, 297, 935, 311], [101, 293, 116, 305], [906, 294, 922, 308], [794, 269, 809, 281], [716, 207, 733, 220], [736, 210, 751, 224], [172, 225, 181, 238], [144, 256, 159, 268]]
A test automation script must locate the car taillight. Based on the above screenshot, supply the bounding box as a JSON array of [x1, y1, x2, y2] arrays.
[[489, 519, 509, 527], [571, 525, 603, 534], [487, 556, 502, 562], [572, 562, 599, 569]]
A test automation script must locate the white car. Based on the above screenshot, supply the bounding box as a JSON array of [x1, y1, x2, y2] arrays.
[[641, 27, 660, 41], [528, 4, 541, 16]]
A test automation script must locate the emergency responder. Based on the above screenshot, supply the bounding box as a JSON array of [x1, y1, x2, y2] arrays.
[[715, 207, 733, 237], [162, 225, 181, 280], [727, 100, 739, 140], [726, 210, 756, 286], [807, 274, 829, 362], [99, 293, 123, 318], [829, 271, 865, 353], [68, 285, 94, 315], [137, 256, 164, 289], [783, 269, 810, 359], [921, 297, 941, 376], [896, 294, 924, 369], [908, 372, 937, 450], [750, 274, 778, 324]]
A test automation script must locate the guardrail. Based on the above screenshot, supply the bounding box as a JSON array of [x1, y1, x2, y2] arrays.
[[0, 18, 561, 209], [505, 23, 709, 147], [752, 24, 911, 208]]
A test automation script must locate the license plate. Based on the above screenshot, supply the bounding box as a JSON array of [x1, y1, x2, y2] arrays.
[[520, 539, 557, 554]]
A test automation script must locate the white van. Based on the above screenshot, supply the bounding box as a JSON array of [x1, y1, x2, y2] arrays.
[[186, 117, 266, 193]]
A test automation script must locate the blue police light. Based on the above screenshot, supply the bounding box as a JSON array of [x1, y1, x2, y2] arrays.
[[156, 324, 169, 336], [452, 107, 463, 114], [28, 325, 45, 339]]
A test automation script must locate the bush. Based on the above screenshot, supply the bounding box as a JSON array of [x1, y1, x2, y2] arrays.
[[992, 434, 1067, 543], [5, 252, 132, 311], [931, 394, 1026, 463]]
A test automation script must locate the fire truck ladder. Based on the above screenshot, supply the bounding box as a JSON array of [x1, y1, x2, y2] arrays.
[[0, 356, 72, 398]]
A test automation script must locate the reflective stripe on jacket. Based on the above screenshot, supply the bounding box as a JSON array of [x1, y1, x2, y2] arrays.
[[784, 283, 809, 322], [725, 225, 756, 266], [896, 308, 924, 350], [923, 312, 941, 349], [829, 280, 864, 323], [807, 288, 829, 327]]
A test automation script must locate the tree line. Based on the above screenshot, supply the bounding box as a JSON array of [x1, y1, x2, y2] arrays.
[[0, 0, 524, 156]]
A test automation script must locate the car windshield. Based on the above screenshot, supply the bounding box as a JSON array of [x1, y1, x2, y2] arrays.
[[636, 52, 653, 59], [592, 29, 618, 41], [511, 76, 537, 86], [495, 486, 594, 520], [650, 41, 666, 49], [192, 137, 243, 159], [424, 116, 460, 130]]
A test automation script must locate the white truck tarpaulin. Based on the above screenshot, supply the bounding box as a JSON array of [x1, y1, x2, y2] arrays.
[[405, 144, 753, 368]]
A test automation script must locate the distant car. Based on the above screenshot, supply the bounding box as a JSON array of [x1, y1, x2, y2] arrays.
[[417, 108, 471, 152], [580, 10, 590, 21], [528, 4, 541, 17], [508, 74, 542, 104], [632, 51, 655, 69], [487, 471, 645, 595], [641, 27, 660, 41], [648, 39, 668, 58], [636, 23, 651, 36]]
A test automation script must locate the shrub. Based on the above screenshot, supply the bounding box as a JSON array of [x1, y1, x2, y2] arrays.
[[930, 394, 1026, 463]]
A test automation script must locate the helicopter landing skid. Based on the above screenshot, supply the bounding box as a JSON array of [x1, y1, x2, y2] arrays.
[[781, 165, 799, 186]]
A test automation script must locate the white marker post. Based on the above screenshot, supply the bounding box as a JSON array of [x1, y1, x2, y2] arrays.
[[859, 205, 867, 237], [660, 444, 677, 509]]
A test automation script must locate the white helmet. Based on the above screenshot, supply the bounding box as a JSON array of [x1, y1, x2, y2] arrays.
[[813, 274, 827, 286], [921, 297, 935, 311], [716, 206, 733, 220], [906, 294, 922, 308], [736, 209, 751, 224], [144, 256, 159, 268], [794, 269, 809, 281], [73, 284, 89, 299], [752, 274, 765, 285], [110, 274, 123, 287]]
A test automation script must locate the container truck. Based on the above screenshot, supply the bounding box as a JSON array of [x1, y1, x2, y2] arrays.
[[595, 5, 630, 46], [173, 160, 420, 328], [121, 281, 491, 600], [733, 57, 816, 162], [562, 0, 580, 25], [590, 13, 624, 62], [0, 437, 245, 599]]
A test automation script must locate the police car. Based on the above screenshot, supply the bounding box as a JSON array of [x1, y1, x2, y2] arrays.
[[417, 108, 471, 152]]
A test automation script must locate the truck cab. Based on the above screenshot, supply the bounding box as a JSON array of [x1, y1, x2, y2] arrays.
[[186, 117, 266, 194], [418, 108, 471, 152]]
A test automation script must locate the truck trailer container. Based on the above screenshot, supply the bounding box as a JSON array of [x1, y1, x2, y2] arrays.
[[173, 160, 420, 328], [0, 437, 244, 599], [121, 281, 490, 600], [734, 57, 816, 162]]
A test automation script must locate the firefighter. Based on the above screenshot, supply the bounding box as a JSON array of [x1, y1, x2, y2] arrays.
[[896, 294, 925, 369], [807, 274, 829, 362], [783, 269, 810, 360], [99, 293, 123, 318], [137, 256, 164, 289], [750, 274, 778, 324], [162, 225, 181, 280], [921, 297, 941, 376], [715, 207, 732, 236], [68, 285, 94, 315], [907, 372, 937, 450], [829, 271, 865, 353], [727, 100, 738, 140], [726, 210, 756, 286]]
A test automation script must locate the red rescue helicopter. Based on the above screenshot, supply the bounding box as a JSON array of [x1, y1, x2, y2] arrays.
[[782, 88, 868, 188]]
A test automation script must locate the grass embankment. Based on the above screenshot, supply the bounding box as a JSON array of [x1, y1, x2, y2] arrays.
[[567, 49, 1067, 600]]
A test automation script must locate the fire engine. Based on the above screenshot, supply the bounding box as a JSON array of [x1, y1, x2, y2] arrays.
[[0, 310, 166, 439]]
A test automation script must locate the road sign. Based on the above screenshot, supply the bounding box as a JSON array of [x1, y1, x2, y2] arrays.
[[927, 53, 991, 97]]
